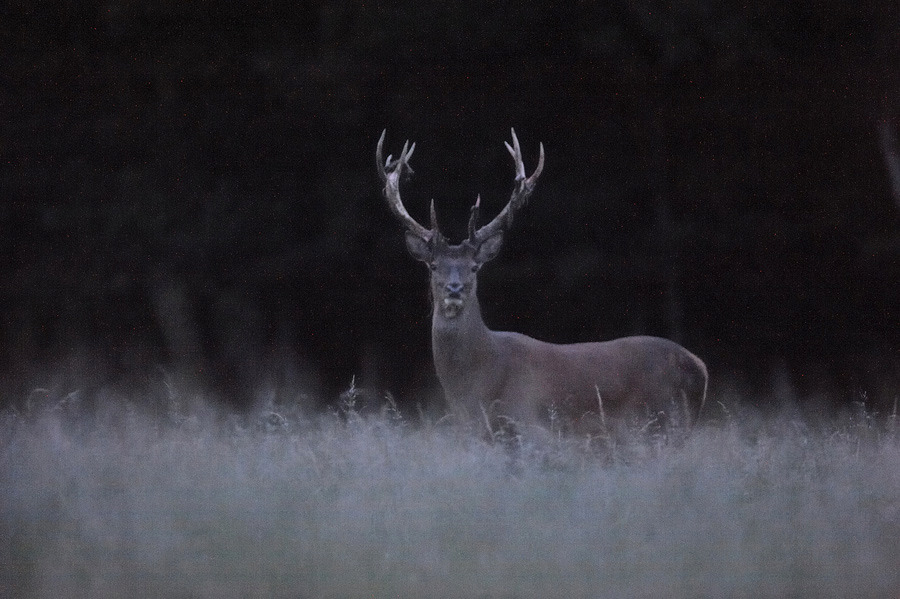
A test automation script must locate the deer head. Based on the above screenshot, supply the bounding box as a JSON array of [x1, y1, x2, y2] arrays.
[[376, 129, 544, 320]]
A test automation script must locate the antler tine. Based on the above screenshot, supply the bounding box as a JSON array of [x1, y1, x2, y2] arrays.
[[473, 129, 544, 243], [376, 130, 430, 241], [376, 130, 388, 180], [430, 199, 447, 248], [504, 128, 526, 181], [467, 195, 481, 242]]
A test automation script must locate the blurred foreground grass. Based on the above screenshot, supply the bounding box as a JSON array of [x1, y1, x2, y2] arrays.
[[1, 388, 898, 598]]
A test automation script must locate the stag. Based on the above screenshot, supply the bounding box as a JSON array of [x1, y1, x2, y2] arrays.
[[376, 129, 707, 436]]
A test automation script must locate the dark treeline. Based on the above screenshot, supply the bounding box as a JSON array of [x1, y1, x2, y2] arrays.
[[1, 1, 898, 409]]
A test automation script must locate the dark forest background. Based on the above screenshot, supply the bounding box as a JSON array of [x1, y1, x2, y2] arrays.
[[1, 1, 898, 410]]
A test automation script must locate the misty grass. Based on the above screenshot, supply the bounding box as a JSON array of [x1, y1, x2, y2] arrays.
[[1, 390, 899, 598]]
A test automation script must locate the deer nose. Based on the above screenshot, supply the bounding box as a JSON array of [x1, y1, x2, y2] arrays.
[[445, 281, 463, 296]]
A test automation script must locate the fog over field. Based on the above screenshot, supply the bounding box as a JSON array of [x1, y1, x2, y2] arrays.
[[1, 385, 898, 599]]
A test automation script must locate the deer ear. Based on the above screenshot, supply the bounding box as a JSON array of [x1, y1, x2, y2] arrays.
[[474, 231, 504, 264], [404, 231, 432, 262]]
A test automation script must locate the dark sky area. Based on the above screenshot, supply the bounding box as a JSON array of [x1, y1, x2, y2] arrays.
[[1, 1, 898, 409]]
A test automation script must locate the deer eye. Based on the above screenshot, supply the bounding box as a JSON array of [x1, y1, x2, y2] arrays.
[[471, 265, 479, 273], [429, 263, 437, 271]]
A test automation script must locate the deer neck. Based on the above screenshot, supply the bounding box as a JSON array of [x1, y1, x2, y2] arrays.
[[431, 293, 497, 395]]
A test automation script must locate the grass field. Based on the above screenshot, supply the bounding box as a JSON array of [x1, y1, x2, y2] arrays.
[[1, 386, 898, 598]]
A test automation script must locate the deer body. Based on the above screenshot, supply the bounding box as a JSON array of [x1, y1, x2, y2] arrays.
[[377, 129, 707, 434], [430, 271, 707, 433]]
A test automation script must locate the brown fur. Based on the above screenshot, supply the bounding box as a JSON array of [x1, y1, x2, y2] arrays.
[[427, 259, 708, 434]]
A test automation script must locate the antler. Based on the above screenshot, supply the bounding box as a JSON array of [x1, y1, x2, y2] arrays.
[[376, 130, 432, 241], [470, 128, 544, 243]]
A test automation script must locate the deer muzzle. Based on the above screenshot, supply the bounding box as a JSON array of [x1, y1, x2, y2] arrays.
[[441, 295, 465, 318]]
